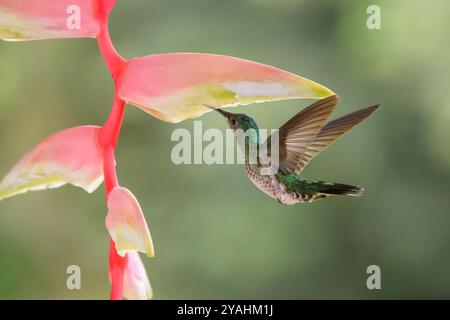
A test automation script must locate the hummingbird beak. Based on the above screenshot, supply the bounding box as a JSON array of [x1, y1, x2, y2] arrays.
[[215, 108, 231, 118], [204, 105, 231, 119]]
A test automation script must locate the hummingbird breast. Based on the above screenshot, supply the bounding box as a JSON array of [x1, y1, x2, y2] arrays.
[[245, 165, 302, 205]]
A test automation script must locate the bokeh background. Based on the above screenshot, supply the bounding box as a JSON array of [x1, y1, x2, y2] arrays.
[[1, 0, 450, 299]]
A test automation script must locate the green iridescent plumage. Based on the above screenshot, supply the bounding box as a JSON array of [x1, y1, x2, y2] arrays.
[[208, 95, 379, 205]]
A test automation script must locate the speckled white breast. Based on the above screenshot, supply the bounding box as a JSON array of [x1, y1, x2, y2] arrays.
[[245, 166, 301, 205]]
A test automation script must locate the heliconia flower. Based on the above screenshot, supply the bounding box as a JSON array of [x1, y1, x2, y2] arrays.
[[0, 0, 336, 300], [106, 186, 154, 258], [0, 0, 102, 41], [122, 251, 153, 300], [0, 126, 104, 201], [117, 53, 335, 123]]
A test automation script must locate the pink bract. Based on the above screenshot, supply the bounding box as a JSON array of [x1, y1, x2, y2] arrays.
[[0, 0, 101, 41], [118, 53, 334, 123], [0, 126, 104, 201], [106, 186, 154, 258]]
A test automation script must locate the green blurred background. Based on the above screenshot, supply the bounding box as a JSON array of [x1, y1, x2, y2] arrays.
[[1, 0, 450, 299]]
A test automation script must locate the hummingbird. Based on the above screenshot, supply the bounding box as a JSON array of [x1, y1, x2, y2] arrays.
[[207, 95, 379, 205]]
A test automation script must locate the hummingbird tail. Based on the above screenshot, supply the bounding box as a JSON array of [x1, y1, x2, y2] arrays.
[[310, 181, 364, 197]]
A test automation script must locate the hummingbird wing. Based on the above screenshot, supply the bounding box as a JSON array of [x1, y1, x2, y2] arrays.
[[294, 104, 380, 174], [264, 95, 339, 174]]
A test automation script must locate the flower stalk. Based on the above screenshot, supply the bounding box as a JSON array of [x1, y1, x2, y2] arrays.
[[97, 0, 128, 300]]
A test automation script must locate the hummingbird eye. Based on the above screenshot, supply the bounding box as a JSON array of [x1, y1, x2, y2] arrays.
[[230, 118, 236, 125]]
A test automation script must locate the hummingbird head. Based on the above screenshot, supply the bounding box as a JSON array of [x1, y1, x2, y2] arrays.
[[207, 105, 261, 159], [207, 106, 259, 132]]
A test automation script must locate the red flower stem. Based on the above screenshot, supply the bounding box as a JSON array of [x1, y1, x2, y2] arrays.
[[103, 113, 128, 300], [100, 92, 125, 151], [97, 7, 126, 81], [97, 3, 128, 300], [109, 239, 126, 300]]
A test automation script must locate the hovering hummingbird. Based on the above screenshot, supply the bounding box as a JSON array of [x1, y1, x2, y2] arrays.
[[207, 95, 379, 205]]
